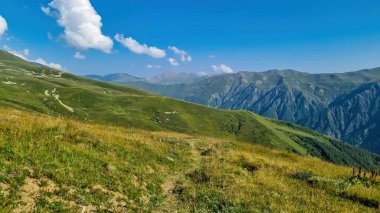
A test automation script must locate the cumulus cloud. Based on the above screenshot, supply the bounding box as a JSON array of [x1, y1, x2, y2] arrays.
[[35, 58, 63, 70], [114, 34, 166, 58], [146, 64, 162, 69], [8, 51, 27, 60], [23, 49, 30, 57], [168, 46, 192, 62], [186, 56, 192, 62], [73, 51, 85, 59], [168, 58, 179, 66], [43, 0, 113, 53], [3, 45, 64, 70], [0, 16, 8, 37], [3, 45, 29, 60], [211, 64, 234, 74]]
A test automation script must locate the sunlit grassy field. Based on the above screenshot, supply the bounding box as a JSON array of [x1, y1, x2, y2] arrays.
[[0, 50, 379, 173], [1, 50, 380, 212], [0, 108, 379, 212]]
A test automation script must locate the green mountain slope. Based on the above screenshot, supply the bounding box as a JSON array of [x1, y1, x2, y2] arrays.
[[0, 50, 379, 170], [84, 71, 205, 85], [0, 108, 379, 212], [108, 69, 380, 153], [1, 50, 380, 212]]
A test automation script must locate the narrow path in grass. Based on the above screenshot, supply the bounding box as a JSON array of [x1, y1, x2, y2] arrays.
[[160, 139, 203, 211]]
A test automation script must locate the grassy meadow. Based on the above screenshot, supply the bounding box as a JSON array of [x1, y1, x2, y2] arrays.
[[1, 50, 380, 212], [0, 50, 379, 172], [0, 108, 379, 212]]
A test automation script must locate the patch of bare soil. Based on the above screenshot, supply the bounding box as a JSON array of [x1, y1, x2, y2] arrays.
[[0, 182, 10, 197]]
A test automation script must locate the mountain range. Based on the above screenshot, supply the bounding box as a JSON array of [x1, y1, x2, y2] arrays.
[[86, 68, 380, 154], [1, 49, 379, 169], [86, 71, 205, 86], [1, 50, 380, 211]]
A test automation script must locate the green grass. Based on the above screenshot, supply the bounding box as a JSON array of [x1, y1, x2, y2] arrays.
[[0, 108, 379, 212], [0, 50, 379, 170], [0, 50, 380, 211]]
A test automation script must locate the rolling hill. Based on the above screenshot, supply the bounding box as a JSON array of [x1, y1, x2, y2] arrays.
[[0, 50, 380, 211], [0, 50, 379, 169], [1, 108, 379, 212], [103, 69, 380, 153]]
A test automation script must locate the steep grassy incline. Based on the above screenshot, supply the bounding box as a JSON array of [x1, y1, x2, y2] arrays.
[[0, 108, 379, 212], [0, 50, 379, 170]]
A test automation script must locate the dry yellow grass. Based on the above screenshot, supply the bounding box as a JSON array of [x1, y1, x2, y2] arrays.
[[0, 108, 378, 212]]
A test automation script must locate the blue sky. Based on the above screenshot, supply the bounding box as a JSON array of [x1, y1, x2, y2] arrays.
[[1, 0, 380, 77]]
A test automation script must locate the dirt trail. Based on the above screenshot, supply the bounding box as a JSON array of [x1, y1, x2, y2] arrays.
[[159, 140, 203, 212]]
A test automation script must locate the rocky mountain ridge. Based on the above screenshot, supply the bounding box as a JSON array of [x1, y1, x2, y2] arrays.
[[87, 68, 380, 153]]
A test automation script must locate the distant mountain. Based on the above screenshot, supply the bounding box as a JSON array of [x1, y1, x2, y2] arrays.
[[121, 68, 380, 153], [315, 82, 380, 153], [0, 49, 378, 170], [85, 71, 206, 86], [2, 49, 380, 211], [145, 72, 206, 85], [85, 73, 143, 84], [31, 62, 48, 67]]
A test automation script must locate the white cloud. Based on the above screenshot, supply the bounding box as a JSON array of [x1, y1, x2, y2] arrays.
[[41, 6, 52, 16], [168, 46, 192, 62], [23, 49, 30, 56], [73, 51, 85, 59], [3, 45, 28, 60], [9, 52, 27, 60], [211, 64, 234, 74], [43, 0, 113, 53], [186, 55, 192, 62], [197, 72, 208, 76], [115, 34, 166, 58], [168, 58, 179, 66], [35, 58, 63, 70], [146, 64, 161, 69], [2, 45, 64, 70], [0, 16, 8, 37], [208, 55, 216, 59], [47, 32, 55, 40]]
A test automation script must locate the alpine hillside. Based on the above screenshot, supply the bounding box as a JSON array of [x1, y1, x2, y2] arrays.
[[99, 69, 380, 153], [1, 50, 380, 211]]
